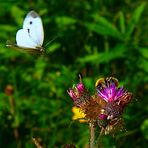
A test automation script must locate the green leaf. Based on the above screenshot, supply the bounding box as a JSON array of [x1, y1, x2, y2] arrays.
[[11, 6, 25, 26], [119, 11, 125, 34], [85, 14, 122, 40], [34, 57, 46, 80], [138, 47, 148, 59], [12, 114, 21, 127], [55, 16, 77, 27], [0, 25, 16, 32], [46, 43, 61, 53], [138, 58, 148, 73], [141, 119, 148, 140], [0, 25, 16, 38], [125, 2, 146, 40], [77, 44, 126, 64]]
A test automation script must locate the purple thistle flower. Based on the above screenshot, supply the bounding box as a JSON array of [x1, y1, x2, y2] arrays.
[[67, 80, 92, 108], [97, 81, 126, 103], [96, 77, 132, 126], [67, 83, 85, 101]]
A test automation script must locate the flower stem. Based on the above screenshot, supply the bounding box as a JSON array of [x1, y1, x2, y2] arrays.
[[8, 95, 19, 140], [32, 138, 42, 148], [89, 122, 96, 148]]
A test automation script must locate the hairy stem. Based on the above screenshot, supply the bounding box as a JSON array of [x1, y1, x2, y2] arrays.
[[89, 122, 96, 148]]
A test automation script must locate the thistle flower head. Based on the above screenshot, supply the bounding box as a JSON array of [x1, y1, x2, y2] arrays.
[[67, 83, 85, 101], [67, 79, 92, 108], [96, 78, 125, 103], [96, 77, 132, 106], [96, 77, 133, 135], [101, 85, 125, 102]]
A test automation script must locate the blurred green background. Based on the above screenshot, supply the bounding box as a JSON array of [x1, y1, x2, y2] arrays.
[[0, 0, 148, 147]]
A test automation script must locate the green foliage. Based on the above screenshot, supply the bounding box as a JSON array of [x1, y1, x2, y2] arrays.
[[85, 14, 123, 39], [125, 2, 146, 40], [141, 119, 148, 140], [0, 0, 147, 147]]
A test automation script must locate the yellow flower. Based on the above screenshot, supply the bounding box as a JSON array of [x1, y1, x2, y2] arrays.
[[72, 106, 86, 123]]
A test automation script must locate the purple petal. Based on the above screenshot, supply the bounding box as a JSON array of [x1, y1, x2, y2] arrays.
[[114, 86, 124, 101], [67, 89, 77, 101], [99, 114, 107, 120], [76, 83, 85, 93]]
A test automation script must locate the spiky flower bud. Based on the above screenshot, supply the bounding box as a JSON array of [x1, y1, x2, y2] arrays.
[[67, 81, 92, 108]]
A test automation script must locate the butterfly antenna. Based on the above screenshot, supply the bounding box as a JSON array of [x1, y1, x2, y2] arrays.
[[44, 35, 58, 48]]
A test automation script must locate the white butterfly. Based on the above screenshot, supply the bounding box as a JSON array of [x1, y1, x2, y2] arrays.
[[7, 10, 44, 53]]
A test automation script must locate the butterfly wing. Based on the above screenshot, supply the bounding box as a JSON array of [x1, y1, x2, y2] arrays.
[[16, 11, 44, 49], [6, 40, 45, 55], [16, 29, 38, 48]]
